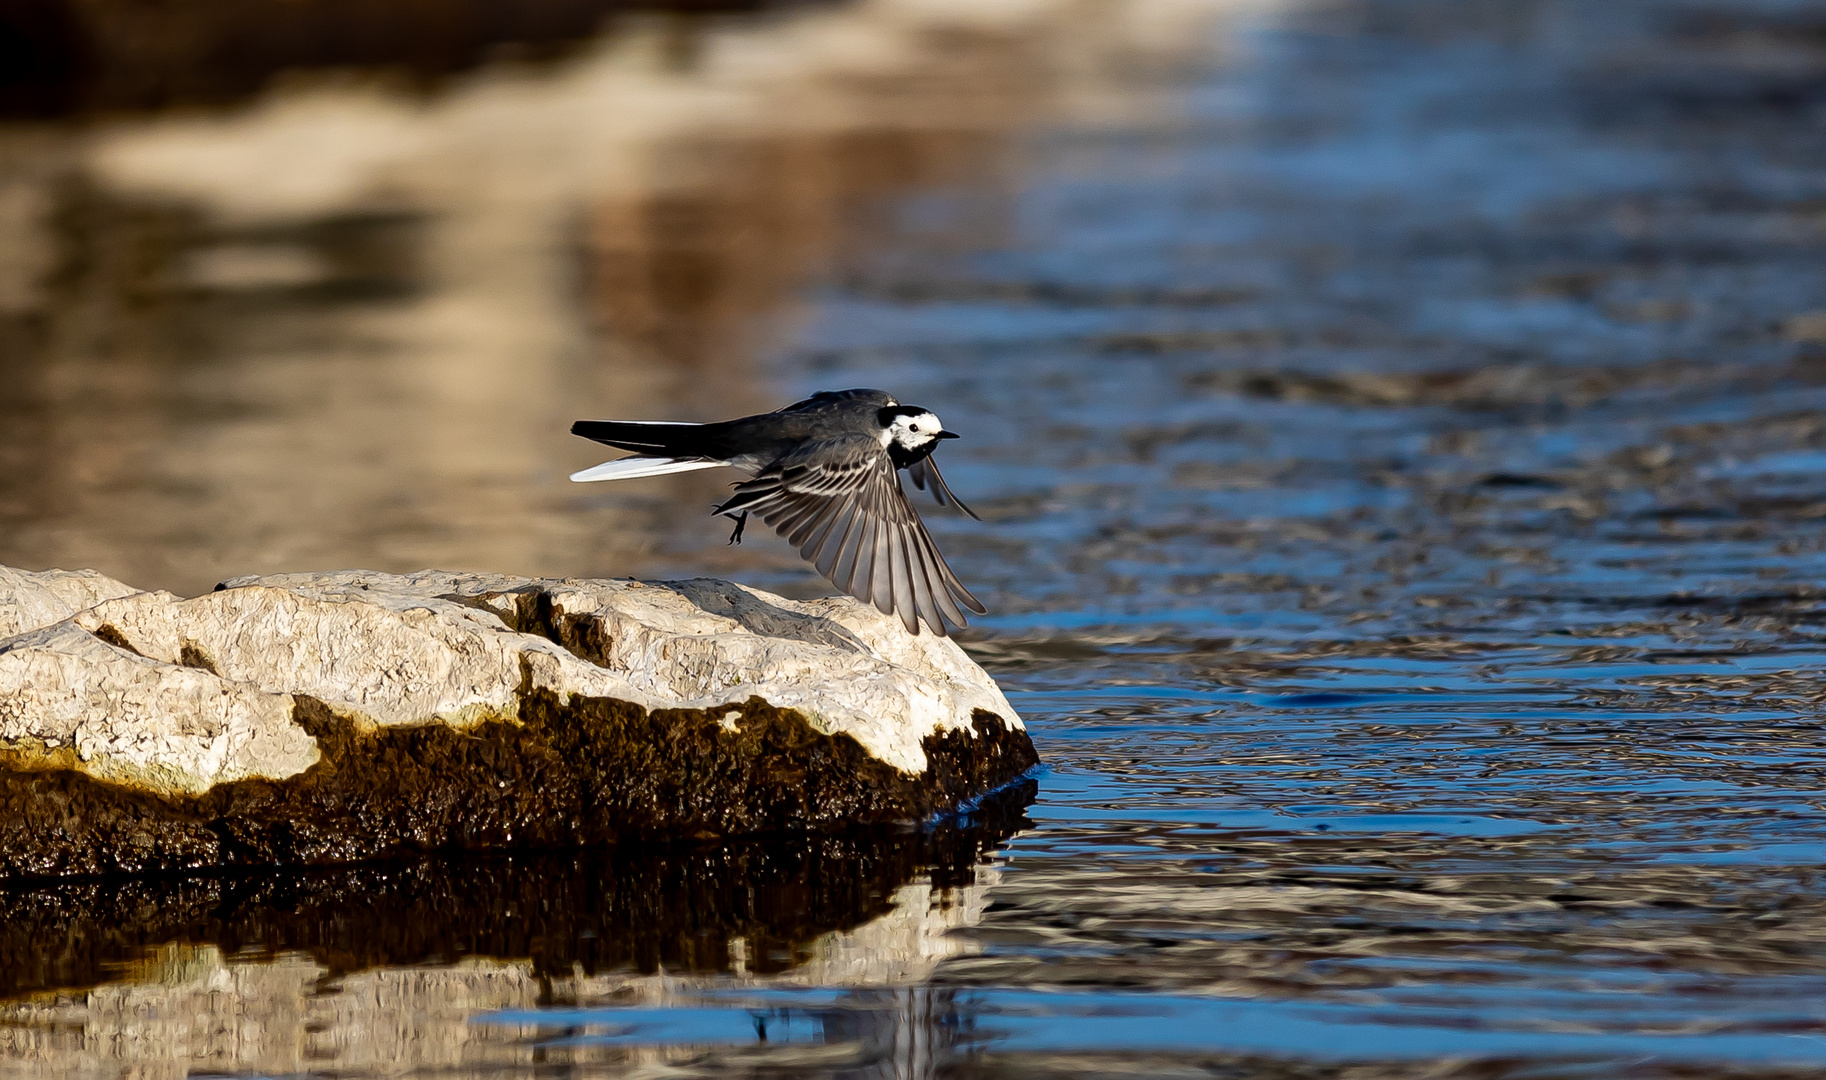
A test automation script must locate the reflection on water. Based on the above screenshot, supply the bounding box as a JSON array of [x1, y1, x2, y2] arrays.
[[0, 0, 1058, 596], [0, 0, 791, 117], [0, 809, 1022, 999], [0, 796, 1029, 1075], [8, 0, 1826, 1075]]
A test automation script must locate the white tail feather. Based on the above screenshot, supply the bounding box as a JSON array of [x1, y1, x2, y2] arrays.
[[570, 457, 725, 483]]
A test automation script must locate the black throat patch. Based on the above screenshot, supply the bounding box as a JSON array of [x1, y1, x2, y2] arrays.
[[888, 440, 937, 470]]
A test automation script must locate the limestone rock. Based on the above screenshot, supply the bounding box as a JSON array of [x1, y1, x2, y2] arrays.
[[213, 569, 1020, 775], [0, 622, 317, 795], [0, 566, 139, 639], [71, 577, 646, 743], [0, 565, 1036, 879]]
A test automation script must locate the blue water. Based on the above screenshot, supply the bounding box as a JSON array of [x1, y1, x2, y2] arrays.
[[480, 986, 1826, 1063], [466, 0, 1826, 1075]]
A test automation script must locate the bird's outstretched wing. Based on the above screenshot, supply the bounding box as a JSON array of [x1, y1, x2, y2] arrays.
[[715, 435, 986, 636]]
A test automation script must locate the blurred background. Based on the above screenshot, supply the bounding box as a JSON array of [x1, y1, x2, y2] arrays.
[[6, 0, 1826, 1076], [0, 0, 1214, 597]]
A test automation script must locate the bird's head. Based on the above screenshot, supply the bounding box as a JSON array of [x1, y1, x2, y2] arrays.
[[879, 405, 959, 453]]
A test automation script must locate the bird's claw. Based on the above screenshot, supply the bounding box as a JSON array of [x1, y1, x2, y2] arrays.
[[727, 512, 747, 545]]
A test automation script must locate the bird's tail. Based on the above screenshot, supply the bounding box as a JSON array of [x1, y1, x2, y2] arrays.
[[569, 420, 729, 484], [570, 420, 714, 455], [570, 457, 725, 483]]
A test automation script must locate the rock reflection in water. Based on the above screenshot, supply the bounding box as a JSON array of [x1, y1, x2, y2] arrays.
[[0, 0, 788, 117], [0, 787, 1030, 1077]]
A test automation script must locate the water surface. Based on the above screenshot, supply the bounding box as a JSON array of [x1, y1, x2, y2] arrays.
[[3, 0, 1826, 1076]]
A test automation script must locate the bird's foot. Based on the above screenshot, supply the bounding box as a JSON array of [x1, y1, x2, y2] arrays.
[[727, 512, 748, 545]]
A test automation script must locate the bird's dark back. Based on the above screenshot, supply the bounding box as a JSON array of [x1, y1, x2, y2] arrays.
[[700, 389, 892, 458], [574, 389, 893, 461]]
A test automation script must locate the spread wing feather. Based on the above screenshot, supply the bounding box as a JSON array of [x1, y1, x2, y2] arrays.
[[905, 528, 944, 636], [906, 455, 979, 519], [832, 509, 865, 594], [816, 504, 856, 579], [716, 434, 983, 635]]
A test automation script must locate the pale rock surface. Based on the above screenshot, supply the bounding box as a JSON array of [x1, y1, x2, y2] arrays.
[[0, 621, 318, 795], [70, 578, 644, 732], [0, 564, 1021, 797], [217, 569, 1021, 775], [0, 565, 139, 639]]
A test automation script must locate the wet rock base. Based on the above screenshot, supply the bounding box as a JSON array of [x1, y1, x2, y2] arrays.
[[0, 691, 1037, 881], [0, 781, 1034, 999]]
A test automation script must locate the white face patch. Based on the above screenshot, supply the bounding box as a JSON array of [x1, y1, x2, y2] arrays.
[[887, 411, 944, 450]]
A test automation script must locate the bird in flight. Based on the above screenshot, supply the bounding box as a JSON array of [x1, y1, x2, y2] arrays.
[[570, 388, 985, 636]]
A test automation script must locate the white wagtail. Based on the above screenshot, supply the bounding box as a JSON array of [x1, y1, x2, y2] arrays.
[[570, 388, 985, 636]]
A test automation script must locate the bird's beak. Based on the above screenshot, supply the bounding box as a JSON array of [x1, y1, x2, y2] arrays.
[[936, 430, 961, 439]]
